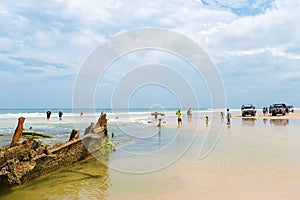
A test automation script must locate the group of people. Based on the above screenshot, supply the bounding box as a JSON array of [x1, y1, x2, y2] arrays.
[[176, 108, 232, 127], [46, 109, 63, 120], [262, 107, 268, 116], [220, 109, 231, 125], [176, 108, 210, 127]]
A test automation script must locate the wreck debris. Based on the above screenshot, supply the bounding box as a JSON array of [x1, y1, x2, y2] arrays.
[[69, 129, 80, 141], [96, 113, 107, 128], [10, 117, 26, 147], [0, 115, 112, 188], [95, 113, 108, 136], [84, 122, 95, 135], [22, 130, 53, 138]]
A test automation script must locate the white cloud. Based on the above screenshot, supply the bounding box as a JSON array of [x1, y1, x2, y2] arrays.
[[206, 0, 300, 51], [0, 0, 300, 107], [224, 48, 300, 59], [0, 53, 22, 67], [200, 0, 249, 9]]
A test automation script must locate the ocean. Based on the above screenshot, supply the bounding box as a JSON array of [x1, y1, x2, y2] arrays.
[[0, 107, 216, 146]]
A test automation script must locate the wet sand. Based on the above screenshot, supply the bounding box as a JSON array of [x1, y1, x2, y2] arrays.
[[108, 116, 300, 200]]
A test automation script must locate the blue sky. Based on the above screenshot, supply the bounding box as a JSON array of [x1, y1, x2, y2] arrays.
[[0, 0, 300, 109]]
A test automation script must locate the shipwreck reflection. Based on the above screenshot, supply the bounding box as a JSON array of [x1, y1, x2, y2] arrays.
[[241, 118, 256, 126], [270, 119, 289, 126], [16, 157, 110, 200]]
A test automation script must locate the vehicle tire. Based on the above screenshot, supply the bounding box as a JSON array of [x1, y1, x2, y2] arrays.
[[242, 113, 245, 117], [272, 112, 276, 116]]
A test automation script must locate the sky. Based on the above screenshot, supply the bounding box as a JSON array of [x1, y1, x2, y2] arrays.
[[0, 0, 300, 109]]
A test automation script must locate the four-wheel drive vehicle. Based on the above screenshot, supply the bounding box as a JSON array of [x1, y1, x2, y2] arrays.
[[270, 103, 287, 116], [241, 104, 256, 117]]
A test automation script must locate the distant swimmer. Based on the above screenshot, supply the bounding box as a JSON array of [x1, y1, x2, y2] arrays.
[[176, 110, 182, 127], [58, 110, 63, 120], [80, 110, 83, 117], [46, 110, 51, 120]]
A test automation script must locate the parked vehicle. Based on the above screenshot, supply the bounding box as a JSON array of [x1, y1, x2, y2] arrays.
[[241, 104, 256, 117], [270, 103, 287, 116]]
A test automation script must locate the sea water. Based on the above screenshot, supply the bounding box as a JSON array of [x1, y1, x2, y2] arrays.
[[0, 108, 212, 146]]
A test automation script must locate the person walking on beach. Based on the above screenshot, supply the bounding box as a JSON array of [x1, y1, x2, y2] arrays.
[[58, 110, 63, 120], [46, 110, 51, 120], [176, 110, 182, 127], [187, 108, 192, 122], [226, 109, 231, 125]]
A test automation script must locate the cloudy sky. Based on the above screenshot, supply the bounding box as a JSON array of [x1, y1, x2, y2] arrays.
[[0, 0, 299, 109]]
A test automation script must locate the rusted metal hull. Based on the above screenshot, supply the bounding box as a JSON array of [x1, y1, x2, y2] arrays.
[[0, 132, 105, 188]]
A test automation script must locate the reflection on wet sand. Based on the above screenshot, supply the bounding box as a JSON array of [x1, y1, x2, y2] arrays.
[[263, 118, 268, 124], [241, 118, 290, 127], [241, 118, 256, 126], [270, 119, 289, 126]]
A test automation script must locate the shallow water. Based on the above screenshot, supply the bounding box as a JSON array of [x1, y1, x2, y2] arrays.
[[0, 158, 111, 200], [1, 112, 300, 199]]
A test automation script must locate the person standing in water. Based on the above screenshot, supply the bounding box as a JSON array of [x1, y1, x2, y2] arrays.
[[46, 110, 51, 120], [205, 116, 209, 126], [176, 110, 182, 127], [263, 107, 266, 116], [220, 111, 224, 122], [58, 110, 63, 120], [226, 109, 231, 125], [187, 108, 192, 122], [157, 118, 162, 128]]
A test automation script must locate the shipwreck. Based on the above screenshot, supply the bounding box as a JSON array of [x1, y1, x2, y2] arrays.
[[0, 114, 112, 188]]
